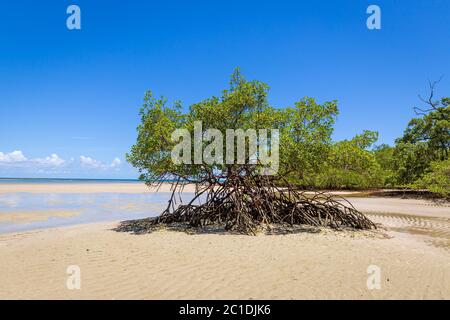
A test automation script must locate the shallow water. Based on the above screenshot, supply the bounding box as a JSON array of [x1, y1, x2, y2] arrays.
[[0, 192, 199, 234], [2, 192, 449, 252], [0, 178, 142, 184]]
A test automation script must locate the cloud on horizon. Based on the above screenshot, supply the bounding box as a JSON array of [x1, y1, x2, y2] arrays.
[[0, 150, 27, 163], [80, 155, 121, 169], [0, 150, 123, 176]]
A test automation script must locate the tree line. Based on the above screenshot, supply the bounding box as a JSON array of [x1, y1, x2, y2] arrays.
[[286, 80, 449, 197], [127, 69, 450, 198]]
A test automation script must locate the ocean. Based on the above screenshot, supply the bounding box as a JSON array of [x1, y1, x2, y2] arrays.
[[0, 178, 141, 184]]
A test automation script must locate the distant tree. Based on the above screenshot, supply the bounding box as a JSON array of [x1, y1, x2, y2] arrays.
[[373, 144, 395, 186], [399, 100, 450, 160], [391, 142, 431, 185], [415, 158, 450, 198], [400, 79, 449, 160], [392, 81, 449, 185], [317, 130, 383, 189]]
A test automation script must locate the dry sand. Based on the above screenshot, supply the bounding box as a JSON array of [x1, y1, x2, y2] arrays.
[[0, 221, 449, 300], [0, 184, 449, 299]]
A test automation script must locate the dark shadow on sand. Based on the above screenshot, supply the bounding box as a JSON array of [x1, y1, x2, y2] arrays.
[[113, 217, 322, 236]]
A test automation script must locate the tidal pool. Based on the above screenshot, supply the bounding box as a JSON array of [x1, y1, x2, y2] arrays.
[[0, 192, 198, 234]]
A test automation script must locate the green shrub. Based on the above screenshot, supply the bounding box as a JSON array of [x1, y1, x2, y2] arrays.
[[415, 158, 450, 197]]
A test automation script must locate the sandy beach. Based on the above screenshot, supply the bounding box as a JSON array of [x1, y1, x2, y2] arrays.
[[0, 183, 449, 299]]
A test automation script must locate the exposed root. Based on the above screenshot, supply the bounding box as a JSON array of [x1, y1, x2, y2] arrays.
[[116, 175, 376, 235]]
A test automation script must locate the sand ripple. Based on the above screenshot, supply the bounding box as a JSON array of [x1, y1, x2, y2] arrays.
[[0, 221, 449, 299], [367, 212, 450, 251]]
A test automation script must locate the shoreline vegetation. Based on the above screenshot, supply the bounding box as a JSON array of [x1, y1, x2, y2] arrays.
[[119, 69, 449, 235], [126, 70, 450, 204]]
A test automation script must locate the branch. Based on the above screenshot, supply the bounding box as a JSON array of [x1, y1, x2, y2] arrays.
[[415, 76, 448, 121]]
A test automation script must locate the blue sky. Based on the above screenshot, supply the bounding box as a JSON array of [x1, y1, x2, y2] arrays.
[[0, 0, 449, 178]]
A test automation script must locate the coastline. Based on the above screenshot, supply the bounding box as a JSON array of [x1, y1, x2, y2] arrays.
[[0, 182, 198, 194], [0, 183, 449, 299]]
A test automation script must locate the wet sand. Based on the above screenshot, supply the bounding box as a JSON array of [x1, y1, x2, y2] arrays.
[[0, 182, 197, 194], [347, 197, 450, 219], [0, 183, 449, 299]]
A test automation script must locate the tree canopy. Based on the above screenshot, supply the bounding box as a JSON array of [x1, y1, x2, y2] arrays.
[[124, 69, 376, 234], [127, 68, 340, 186], [127, 69, 449, 202]]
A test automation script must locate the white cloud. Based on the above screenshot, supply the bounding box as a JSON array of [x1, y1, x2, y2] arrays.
[[80, 155, 102, 168], [80, 156, 122, 170], [34, 154, 65, 167], [111, 157, 121, 167], [0, 150, 121, 173], [0, 150, 64, 168], [0, 150, 27, 162]]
